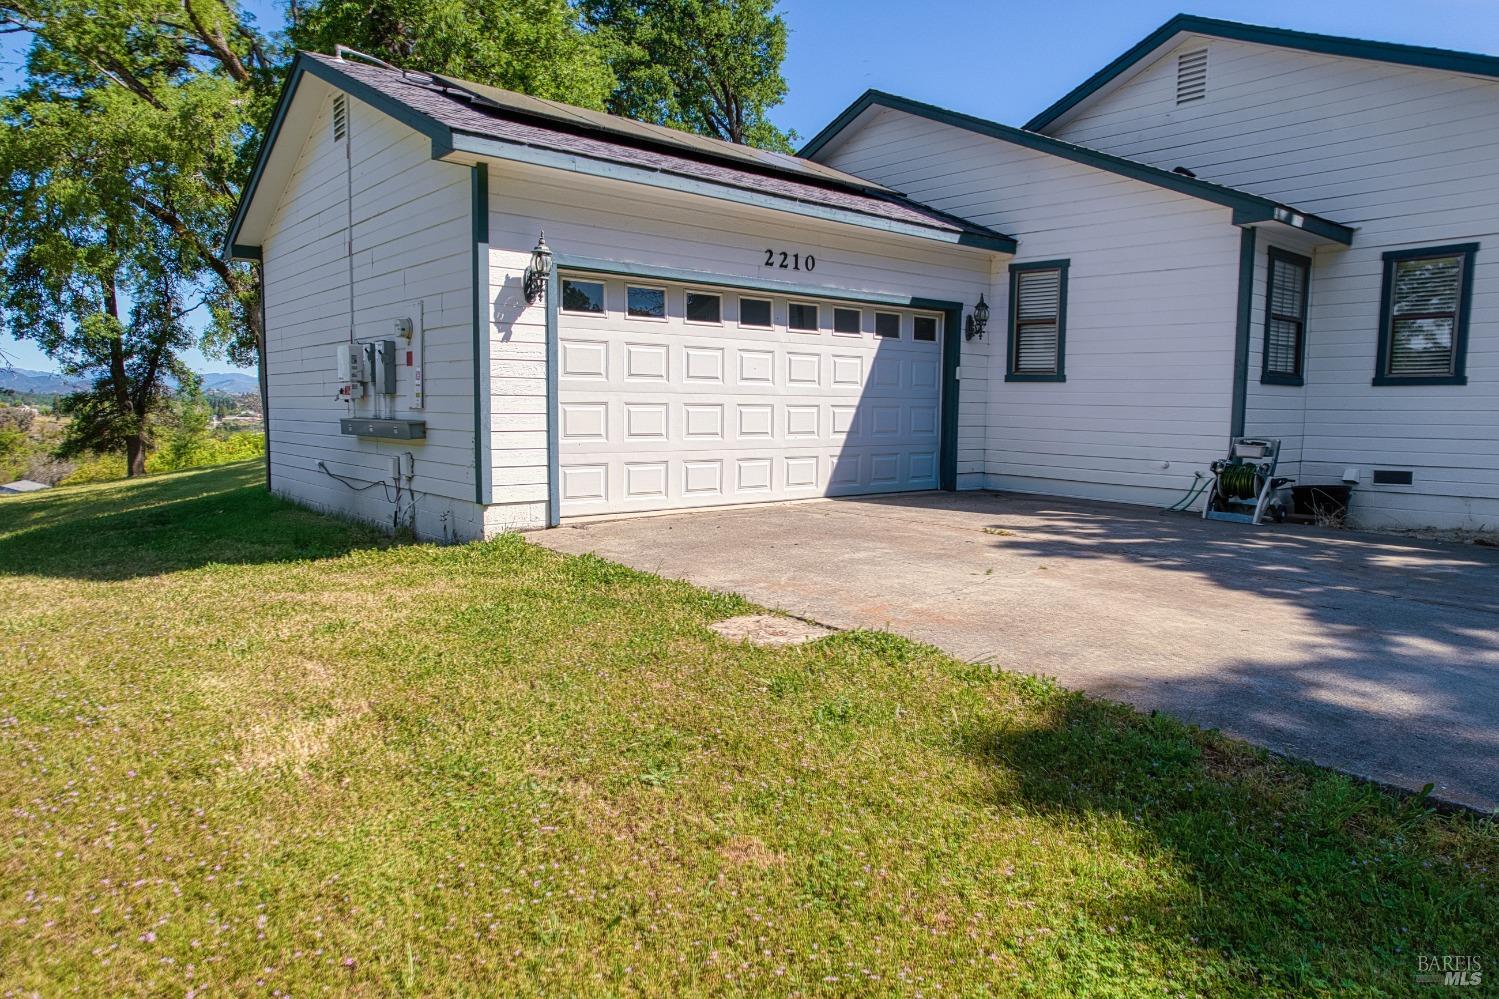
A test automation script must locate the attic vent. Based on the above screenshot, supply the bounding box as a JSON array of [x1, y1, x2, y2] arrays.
[[332, 95, 348, 141], [1176, 49, 1208, 105]]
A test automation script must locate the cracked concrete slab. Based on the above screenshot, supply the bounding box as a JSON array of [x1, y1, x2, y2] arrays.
[[534, 491, 1499, 812], [708, 613, 835, 646]]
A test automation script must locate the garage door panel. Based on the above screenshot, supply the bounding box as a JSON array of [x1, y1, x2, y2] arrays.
[[558, 275, 943, 517]]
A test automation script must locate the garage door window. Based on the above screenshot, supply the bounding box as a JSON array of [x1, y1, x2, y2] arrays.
[[875, 312, 900, 338], [789, 302, 819, 332], [562, 279, 606, 315], [913, 316, 937, 342], [686, 291, 722, 325], [740, 297, 772, 328], [833, 307, 862, 335], [626, 285, 666, 320]]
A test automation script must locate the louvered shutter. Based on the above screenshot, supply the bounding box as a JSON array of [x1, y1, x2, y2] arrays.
[[1012, 268, 1063, 375], [1388, 256, 1462, 377]]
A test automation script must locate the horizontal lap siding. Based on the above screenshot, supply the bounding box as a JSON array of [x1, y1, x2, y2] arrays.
[[1050, 38, 1499, 529], [819, 107, 1240, 508], [483, 161, 998, 509], [263, 94, 487, 540]]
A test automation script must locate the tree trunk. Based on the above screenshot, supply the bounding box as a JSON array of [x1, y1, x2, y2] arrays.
[[125, 436, 147, 477]]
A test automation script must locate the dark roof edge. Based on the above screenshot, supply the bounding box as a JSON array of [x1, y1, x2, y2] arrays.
[[226, 53, 453, 259], [1023, 13, 1499, 132], [228, 57, 1015, 258], [799, 89, 1353, 245]]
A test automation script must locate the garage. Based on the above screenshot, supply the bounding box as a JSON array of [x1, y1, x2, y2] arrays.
[[556, 272, 946, 517]]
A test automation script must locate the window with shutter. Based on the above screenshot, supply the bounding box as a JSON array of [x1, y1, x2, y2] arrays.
[[1375, 244, 1477, 386], [1006, 261, 1068, 382], [1262, 248, 1310, 384]]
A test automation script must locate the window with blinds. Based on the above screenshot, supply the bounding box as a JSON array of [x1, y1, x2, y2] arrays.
[[1263, 248, 1310, 383], [1176, 49, 1208, 105], [1007, 262, 1068, 381], [1377, 244, 1476, 384]]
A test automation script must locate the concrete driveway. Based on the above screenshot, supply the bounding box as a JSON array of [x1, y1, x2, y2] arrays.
[[535, 491, 1499, 812]]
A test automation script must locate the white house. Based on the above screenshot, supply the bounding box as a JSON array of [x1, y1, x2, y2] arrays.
[[228, 15, 1499, 539]]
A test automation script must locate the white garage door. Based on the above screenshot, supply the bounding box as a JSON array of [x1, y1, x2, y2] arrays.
[[556, 273, 944, 517]]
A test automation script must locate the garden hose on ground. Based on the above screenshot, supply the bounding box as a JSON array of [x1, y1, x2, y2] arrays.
[[1163, 471, 1209, 513]]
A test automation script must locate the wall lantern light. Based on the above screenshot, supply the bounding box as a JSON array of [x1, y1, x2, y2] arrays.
[[965, 293, 989, 341], [523, 231, 552, 305]]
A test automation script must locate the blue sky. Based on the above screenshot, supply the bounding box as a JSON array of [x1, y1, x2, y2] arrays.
[[5, 0, 1498, 373]]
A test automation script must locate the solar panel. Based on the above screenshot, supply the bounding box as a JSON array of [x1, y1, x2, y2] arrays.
[[428, 72, 898, 195]]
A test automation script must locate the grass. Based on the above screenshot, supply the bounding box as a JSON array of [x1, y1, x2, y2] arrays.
[[1, 462, 1494, 996]]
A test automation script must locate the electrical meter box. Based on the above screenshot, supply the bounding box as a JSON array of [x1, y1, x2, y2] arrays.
[[335, 342, 365, 383], [374, 339, 399, 396]]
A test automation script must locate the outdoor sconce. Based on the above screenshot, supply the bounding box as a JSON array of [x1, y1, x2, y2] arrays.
[[965, 293, 989, 341], [523, 231, 552, 305]]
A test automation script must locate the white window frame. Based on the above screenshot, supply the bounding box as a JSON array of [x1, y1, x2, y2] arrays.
[[684, 289, 724, 326], [738, 295, 774, 329], [788, 301, 820, 333], [560, 277, 608, 317], [624, 284, 668, 322]]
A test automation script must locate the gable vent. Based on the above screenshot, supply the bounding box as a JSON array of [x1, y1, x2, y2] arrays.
[[1176, 49, 1208, 105], [332, 94, 348, 141]]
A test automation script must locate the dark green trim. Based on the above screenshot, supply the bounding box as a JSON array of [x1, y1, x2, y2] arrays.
[[1230, 205, 1353, 246], [227, 54, 467, 258], [1373, 242, 1477, 387], [1260, 246, 1311, 386], [257, 262, 271, 492], [1231, 227, 1258, 437], [799, 90, 1354, 246], [231, 244, 262, 262], [1024, 14, 1499, 132], [471, 163, 489, 506], [446, 132, 1015, 253], [911, 297, 964, 491], [1004, 259, 1069, 383], [552, 255, 965, 497], [544, 263, 561, 526]]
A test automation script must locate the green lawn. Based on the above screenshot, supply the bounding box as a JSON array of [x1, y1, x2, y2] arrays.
[[1, 462, 1494, 996]]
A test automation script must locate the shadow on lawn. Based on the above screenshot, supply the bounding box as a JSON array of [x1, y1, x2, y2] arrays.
[[0, 460, 388, 580], [968, 691, 1495, 991]]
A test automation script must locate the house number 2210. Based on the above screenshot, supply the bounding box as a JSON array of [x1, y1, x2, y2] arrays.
[[764, 248, 816, 272]]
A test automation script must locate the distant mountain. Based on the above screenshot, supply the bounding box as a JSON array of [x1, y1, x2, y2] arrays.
[[199, 372, 259, 394], [0, 367, 259, 396], [0, 368, 89, 395]]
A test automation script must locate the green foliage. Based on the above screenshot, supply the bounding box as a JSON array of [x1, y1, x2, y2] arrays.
[[0, 0, 276, 473], [58, 428, 265, 484], [289, 0, 615, 108], [581, 0, 794, 150], [153, 379, 214, 471]]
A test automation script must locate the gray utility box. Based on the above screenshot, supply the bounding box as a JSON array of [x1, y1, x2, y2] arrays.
[[340, 418, 426, 440]]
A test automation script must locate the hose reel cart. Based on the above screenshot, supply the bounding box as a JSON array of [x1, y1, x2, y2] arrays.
[[1202, 438, 1293, 525]]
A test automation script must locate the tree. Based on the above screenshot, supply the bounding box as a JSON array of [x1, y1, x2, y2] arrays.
[[289, 0, 615, 108], [580, 0, 794, 150], [0, 0, 278, 473]]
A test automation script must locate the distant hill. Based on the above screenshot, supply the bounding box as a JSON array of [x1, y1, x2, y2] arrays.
[[199, 372, 259, 394], [0, 368, 88, 395], [0, 368, 259, 397]]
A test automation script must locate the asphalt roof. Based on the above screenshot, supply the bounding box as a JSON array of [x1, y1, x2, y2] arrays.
[[301, 54, 1014, 248]]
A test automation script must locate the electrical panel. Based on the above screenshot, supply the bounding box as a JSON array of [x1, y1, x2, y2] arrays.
[[335, 342, 365, 383], [374, 339, 398, 396]]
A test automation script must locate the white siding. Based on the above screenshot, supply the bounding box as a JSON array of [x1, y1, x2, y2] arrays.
[[480, 159, 996, 520], [817, 107, 1244, 508], [262, 92, 490, 540], [1048, 37, 1499, 529]]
